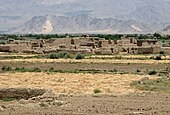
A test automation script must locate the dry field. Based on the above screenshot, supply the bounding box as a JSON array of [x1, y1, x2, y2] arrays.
[[0, 53, 170, 115], [0, 53, 170, 64], [0, 54, 37, 57], [0, 72, 145, 95], [0, 72, 169, 115], [86, 54, 170, 60], [0, 58, 170, 64]]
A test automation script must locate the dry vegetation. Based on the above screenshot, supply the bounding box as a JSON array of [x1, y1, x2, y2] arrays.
[[0, 72, 145, 95], [0, 58, 170, 64], [0, 53, 170, 114], [0, 54, 169, 95]]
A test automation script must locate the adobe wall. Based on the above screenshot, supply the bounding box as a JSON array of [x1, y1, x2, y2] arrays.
[[137, 47, 153, 54], [152, 46, 161, 54], [162, 47, 170, 55], [47, 38, 71, 47], [9, 44, 31, 53], [0, 45, 11, 52], [1, 37, 165, 55]]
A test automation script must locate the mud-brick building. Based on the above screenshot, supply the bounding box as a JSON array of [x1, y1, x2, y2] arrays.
[[0, 44, 30, 53], [162, 47, 170, 55], [136, 40, 162, 54], [0, 36, 167, 55]]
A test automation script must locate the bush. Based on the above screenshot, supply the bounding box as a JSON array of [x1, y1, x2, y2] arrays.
[[148, 70, 157, 75], [58, 52, 67, 58], [75, 54, 85, 60], [48, 52, 74, 59], [1, 66, 12, 71], [64, 53, 73, 59], [149, 56, 154, 59], [0, 41, 6, 45], [130, 78, 170, 93], [136, 69, 141, 73], [154, 55, 162, 60], [49, 67, 55, 72], [31, 68, 41, 72], [15, 67, 27, 72], [159, 51, 164, 55], [48, 53, 58, 59], [39, 103, 48, 108], [93, 88, 102, 94], [0, 97, 17, 102]]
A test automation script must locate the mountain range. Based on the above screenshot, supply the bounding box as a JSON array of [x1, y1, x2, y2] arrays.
[[0, 0, 170, 34]]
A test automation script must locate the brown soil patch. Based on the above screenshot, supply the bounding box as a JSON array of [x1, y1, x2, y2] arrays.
[[0, 61, 169, 74], [0, 88, 46, 100], [0, 93, 170, 115]]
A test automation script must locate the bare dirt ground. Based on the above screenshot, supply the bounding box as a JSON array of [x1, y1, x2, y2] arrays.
[[0, 93, 170, 115]]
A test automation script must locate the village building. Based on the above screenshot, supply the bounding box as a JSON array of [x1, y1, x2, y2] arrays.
[[0, 36, 169, 55]]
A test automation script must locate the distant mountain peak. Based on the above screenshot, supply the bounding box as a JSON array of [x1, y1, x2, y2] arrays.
[[5, 15, 152, 34], [0, 0, 170, 34], [162, 25, 170, 34]]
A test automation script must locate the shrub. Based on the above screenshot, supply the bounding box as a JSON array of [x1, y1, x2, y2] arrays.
[[136, 69, 141, 73], [1, 66, 6, 71], [149, 56, 154, 59], [58, 52, 67, 58], [0, 97, 17, 102], [75, 53, 85, 60], [48, 53, 58, 59], [1, 66, 12, 71], [0, 41, 6, 45], [39, 103, 48, 108], [154, 55, 162, 60], [159, 51, 164, 55], [31, 68, 41, 72], [49, 67, 55, 72], [15, 67, 26, 72], [148, 70, 157, 75], [64, 53, 72, 59], [130, 78, 170, 93], [93, 88, 102, 94]]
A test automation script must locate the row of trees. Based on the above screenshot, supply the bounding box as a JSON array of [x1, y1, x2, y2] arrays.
[[0, 33, 170, 40]]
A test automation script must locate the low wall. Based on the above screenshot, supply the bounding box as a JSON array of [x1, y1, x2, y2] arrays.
[[0, 88, 46, 100]]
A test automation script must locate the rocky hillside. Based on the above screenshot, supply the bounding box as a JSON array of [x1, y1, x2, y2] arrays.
[[6, 15, 153, 34], [0, 0, 170, 34], [162, 25, 170, 35]]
